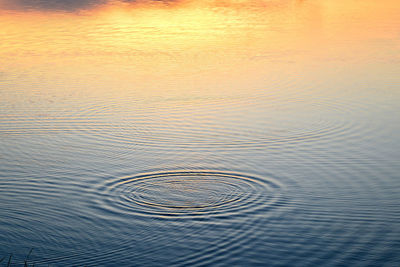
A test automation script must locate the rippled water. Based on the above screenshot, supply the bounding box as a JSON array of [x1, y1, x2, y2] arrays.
[[1, 0, 400, 266]]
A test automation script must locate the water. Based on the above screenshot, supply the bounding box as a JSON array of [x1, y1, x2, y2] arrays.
[[1, 0, 400, 266]]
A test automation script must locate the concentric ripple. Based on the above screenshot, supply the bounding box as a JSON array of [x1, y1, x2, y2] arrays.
[[97, 171, 283, 219]]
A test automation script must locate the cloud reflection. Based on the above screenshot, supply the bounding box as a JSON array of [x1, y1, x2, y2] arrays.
[[1, 0, 102, 11], [0, 0, 178, 11], [0, 0, 296, 12]]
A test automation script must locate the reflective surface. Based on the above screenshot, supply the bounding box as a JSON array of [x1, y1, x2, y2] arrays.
[[1, 0, 400, 265]]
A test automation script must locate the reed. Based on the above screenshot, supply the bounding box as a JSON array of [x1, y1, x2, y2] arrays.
[[7, 254, 12, 267], [1, 249, 34, 267]]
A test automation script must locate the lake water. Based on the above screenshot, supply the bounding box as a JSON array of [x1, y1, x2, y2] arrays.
[[1, 0, 400, 266]]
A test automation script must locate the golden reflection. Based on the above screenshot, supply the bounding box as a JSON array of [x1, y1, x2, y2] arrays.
[[0, 0, 399, 92]]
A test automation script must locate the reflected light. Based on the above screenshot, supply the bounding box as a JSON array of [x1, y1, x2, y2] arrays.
[[0, 0, 399, 92]]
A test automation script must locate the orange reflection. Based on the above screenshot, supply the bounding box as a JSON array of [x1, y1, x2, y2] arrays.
[[0, 0, 399, 92]]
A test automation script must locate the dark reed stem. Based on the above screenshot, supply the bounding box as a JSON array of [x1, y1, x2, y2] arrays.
[[24, 248, 33, 267], [7, 254, 13, 267]]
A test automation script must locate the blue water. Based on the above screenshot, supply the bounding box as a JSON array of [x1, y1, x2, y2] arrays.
[[1, 1, 400, 266]]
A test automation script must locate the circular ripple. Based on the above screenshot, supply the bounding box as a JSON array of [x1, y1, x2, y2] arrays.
[[97, 171, 283, 219]]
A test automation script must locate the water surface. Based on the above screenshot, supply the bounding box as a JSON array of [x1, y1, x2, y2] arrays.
[[1, 0, 400, 266]]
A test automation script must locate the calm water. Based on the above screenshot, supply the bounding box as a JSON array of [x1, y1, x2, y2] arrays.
[[1, 0, 400, 266]]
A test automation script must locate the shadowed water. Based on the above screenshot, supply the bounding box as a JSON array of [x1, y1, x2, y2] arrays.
[[0, 0, 400, 266]]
